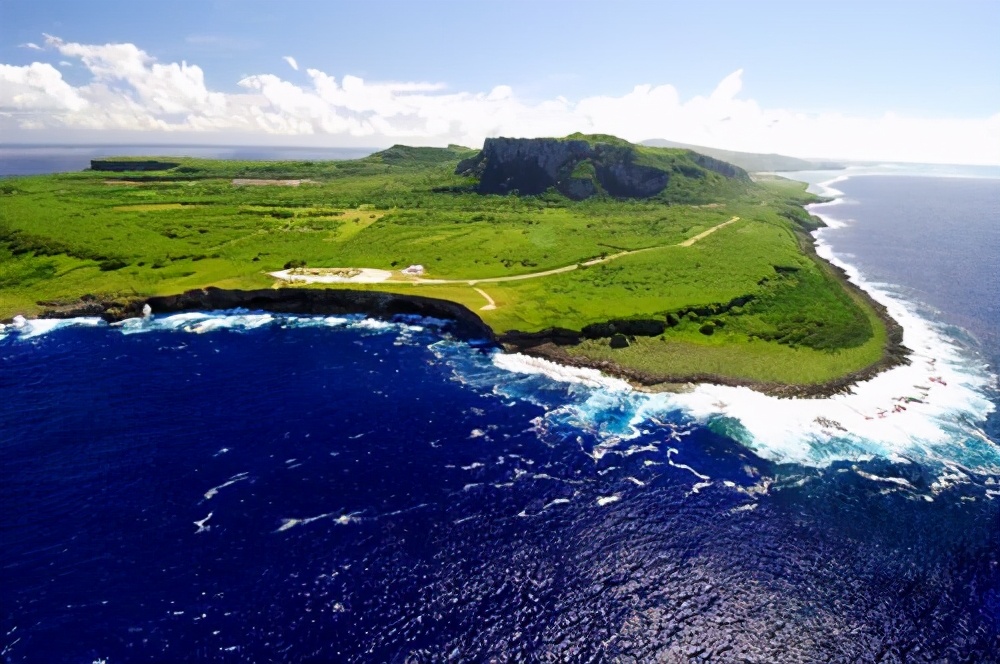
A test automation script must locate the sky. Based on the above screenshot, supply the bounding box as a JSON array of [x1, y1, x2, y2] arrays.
[[1, 0, 998, 164]]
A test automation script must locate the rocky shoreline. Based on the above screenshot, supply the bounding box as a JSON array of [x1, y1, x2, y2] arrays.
[[27, 287, 498, 342], [496, 258, 909, 399], [17, 266, 909, 399]]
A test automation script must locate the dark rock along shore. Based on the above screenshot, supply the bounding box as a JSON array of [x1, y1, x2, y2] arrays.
[[25, 271, 908, 399]]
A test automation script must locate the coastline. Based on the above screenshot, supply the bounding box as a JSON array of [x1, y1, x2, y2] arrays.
[[497, 206, 909, 398], [17, 287, 500, 342], [6, 239, 907, 400], [0, 173, 916, 400]]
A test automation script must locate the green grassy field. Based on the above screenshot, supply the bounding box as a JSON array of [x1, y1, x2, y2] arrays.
[[0, 139, 889, 386]]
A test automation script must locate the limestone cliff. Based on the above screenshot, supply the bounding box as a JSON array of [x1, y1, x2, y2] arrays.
[[456, 134, 749, 201]]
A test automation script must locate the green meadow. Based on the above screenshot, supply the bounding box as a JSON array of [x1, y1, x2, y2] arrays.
[[0, 143, 889, 386]]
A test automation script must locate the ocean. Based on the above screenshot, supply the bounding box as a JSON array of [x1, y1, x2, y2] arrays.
[[1, 151, 998, 661], [0, 145, 375, 178]]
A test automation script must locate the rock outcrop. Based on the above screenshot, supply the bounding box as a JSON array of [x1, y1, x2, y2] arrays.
[[33, 287, 496, 342], [91, 160, 180, 172], [456, 135, 748, 200]]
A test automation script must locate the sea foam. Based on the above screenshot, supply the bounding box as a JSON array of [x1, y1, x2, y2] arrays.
[[488, 174, 999, 473], [4, 310, 444, 343], [0, 317, 104, 340], [4, 221, 996, 475]]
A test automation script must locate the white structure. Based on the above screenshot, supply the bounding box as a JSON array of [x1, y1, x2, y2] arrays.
[[401, 264, 425, 276]]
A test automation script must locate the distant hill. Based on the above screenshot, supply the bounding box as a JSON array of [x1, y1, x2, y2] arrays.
[[367, 144, 477, 167], [456, 133, 749, 202], [640, 139, 843, 173]]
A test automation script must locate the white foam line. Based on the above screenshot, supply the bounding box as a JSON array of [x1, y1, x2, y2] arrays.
[[204, 472, 248, 500], [275, 511, 360, 532], [689, 481, 713, 495], [481, 175, 998, 472], [640, 175, 996, 470], [194, 512, 213, 533], [519, 496, 576, 518], [492, 353, 631, 391], [666, 449, 711, 480], [930, 466, 971, 493], [8, 310, 445, 342], [2, 316, 104, 339], [615, 444, 659, 458], [853, 468, 914, 488]]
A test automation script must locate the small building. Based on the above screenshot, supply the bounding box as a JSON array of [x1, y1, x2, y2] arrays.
[[401, 265, 425, 276]]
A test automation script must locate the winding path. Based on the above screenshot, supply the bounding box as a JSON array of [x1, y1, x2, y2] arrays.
[[414, 216, 740, 286], [271, 216, 741, 306], [678, 215, 741, 246], [473, 287, 496, 311]]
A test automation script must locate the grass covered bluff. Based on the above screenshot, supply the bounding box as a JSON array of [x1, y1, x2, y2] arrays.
[[0, 134, 898, 389]]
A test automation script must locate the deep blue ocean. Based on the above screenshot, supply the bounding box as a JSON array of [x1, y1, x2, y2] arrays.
[[1, 153, 998, 662]]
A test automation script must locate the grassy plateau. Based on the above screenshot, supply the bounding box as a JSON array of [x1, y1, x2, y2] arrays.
[[0, 137, 894, 388]]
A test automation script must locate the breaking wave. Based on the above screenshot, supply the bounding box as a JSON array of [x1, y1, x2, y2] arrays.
[[3, 196, 998, 479], [482, 174, 999, 475], [0, 310, 448, 342]]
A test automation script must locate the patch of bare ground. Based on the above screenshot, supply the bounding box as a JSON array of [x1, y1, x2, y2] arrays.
[[231, 179, 316, 187]]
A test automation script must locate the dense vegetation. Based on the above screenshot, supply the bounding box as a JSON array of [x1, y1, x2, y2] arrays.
[[0, 135, 888, 385], [641, 138, 844, 173]]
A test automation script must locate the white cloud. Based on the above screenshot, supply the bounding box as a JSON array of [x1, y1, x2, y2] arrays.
[[283, 55, 298, 71], [0, 62, 88, 112], [710, 68, 743, 103], [1, 36, 997, 165], [20, 42, 43, 51]]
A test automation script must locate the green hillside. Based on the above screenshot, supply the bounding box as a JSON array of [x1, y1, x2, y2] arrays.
[[0, 135, 893, 388]]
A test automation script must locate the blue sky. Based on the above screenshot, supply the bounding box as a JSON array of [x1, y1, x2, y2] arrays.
[[1, 0, 998, 163]]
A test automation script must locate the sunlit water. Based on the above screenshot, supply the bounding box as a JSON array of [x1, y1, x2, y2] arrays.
[[1, 161, 998, 661]]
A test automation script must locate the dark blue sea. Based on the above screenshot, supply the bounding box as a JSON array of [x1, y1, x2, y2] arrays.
[[1, 157, 999, 662]]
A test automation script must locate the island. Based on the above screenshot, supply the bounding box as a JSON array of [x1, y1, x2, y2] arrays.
[[0, 134, 905, 395]]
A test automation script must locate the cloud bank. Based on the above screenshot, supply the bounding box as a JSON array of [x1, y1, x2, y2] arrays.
[[1, 35, 997, 164]]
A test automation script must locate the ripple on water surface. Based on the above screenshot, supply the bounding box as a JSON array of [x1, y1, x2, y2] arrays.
[[0, 311, 997, 661]]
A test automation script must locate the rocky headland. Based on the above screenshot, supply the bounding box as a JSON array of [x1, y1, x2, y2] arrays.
[[456, 135, 748, 200]]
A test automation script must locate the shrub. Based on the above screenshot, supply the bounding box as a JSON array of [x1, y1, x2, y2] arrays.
[[609, 333, 629, 348], [98, 259, 128, 271]]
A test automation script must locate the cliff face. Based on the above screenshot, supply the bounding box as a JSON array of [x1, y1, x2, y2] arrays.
[[91, 160, 180, 172], [456, 136, 747, 200], [32, 288, 496, 341], [456, 138, 594, 197]]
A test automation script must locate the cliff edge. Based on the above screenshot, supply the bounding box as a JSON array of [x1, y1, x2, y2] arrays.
[[456, 134, 749, 201]]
